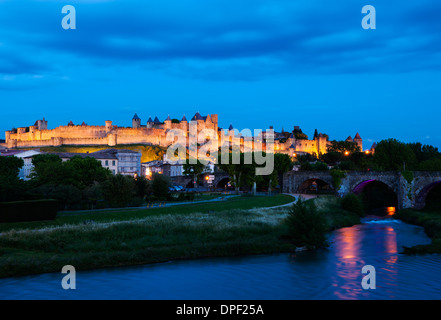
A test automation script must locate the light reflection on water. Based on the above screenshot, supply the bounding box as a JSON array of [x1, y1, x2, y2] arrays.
[[1, 216, 441, 300]]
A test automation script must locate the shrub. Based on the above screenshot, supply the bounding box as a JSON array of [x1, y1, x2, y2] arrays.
[[0, 200, 58, 223], [151, 173, 171, 198], [341, 193, 364, 216], [285, 198, 328, 249], [330, 169, 346, 191], [101, 174, 136, 208]]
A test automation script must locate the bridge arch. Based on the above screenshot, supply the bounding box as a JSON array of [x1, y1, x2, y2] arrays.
[[216, 177, 231, 190], [352, 179, 398, 209], [414, 180, 441, 210], [297, 178, 333, 194]]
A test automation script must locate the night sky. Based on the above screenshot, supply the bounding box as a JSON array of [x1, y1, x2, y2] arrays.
[[1, 0, 440, 150]]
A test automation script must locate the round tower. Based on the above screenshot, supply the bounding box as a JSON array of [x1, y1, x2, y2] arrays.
[[164, 115, 172, 130], [353, 132, 363, 151], [105, 120, 113, 132], [108, 133, 117, 146], [132, 114, 141, 129]]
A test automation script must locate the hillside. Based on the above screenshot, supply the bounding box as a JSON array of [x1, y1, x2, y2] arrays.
[[38, 144, 166, 163]]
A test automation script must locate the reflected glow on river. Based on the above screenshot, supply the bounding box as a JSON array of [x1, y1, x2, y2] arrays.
[[1, 216, 441, 300]]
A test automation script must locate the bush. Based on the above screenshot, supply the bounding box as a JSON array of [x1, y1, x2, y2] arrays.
[[285, 198, 328, 249], [101, 174, 136, 208], [0, 200, 58, 223], [151, 173, 171, 198], [341, 193, 364, 216]]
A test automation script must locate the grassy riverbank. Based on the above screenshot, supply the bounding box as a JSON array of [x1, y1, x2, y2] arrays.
[[395, 208, 441, 254], [0, 194, 360, 278]]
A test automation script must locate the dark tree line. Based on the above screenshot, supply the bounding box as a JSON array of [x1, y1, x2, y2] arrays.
[[0, 154, 170, 209], [296, 138, 441, 172]]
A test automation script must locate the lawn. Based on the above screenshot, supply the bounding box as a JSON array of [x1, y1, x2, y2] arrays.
[[0, 194, 296, 278]]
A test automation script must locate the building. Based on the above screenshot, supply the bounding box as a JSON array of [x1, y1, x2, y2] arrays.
[[141, 160, 163, 177], [50, 149, 142, 176], [261, 126, 330, 158], [99, 149, 142, 177], [53, 151, 119, 174], [4, 113, 363, 158], [4, 112, 219, 149], [0, 149, 42, 180]]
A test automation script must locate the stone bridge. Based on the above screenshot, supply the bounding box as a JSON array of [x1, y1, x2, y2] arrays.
[[283, 170, 441, 209], [170, 172, 231, 189]]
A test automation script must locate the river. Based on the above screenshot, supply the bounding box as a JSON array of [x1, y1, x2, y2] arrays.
[[1, 213, 441, 300]]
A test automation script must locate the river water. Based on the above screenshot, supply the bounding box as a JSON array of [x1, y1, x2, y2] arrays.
[[1, 214, 441, 300]]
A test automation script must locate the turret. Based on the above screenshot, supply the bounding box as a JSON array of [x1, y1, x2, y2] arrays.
[[164, 115, 172, 130], [105, 120, 113, 132], [180, 115, 188, 133], [147, 117, 153, 129], [132, 113, 141, 129], [353, 132, 363, 151]]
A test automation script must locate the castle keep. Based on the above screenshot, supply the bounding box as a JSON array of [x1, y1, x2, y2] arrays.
[[3, 113, 362, 157]]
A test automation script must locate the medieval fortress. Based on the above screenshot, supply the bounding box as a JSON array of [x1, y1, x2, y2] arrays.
[[3, 112, 362, 157]]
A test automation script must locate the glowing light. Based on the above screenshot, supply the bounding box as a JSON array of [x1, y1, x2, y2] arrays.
[[205, 176, 209, 180], [365, 150, 370, 154], [386, 207, 396, 216], [344, 151, 349, 156]]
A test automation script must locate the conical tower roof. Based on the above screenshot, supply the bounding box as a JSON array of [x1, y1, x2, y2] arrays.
[[133, 113, 140, 120], [192, 112, 203, 121], [354, 132, 362, 140]]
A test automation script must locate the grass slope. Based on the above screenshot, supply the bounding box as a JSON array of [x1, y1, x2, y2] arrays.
[[0, 195, 295, 278]]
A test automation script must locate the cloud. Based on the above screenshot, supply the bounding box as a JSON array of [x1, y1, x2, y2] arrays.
[[0, 0, 440, 81]]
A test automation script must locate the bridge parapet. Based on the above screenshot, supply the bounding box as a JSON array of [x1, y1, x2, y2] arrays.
[[283, 170, 441, 210]]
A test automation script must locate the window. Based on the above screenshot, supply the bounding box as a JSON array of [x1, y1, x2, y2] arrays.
[[105, 160, 109, 166], [112, 161, 116, 166]]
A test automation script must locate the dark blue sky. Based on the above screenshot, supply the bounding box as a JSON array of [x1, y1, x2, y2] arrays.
[[1, 0, 440, 150]]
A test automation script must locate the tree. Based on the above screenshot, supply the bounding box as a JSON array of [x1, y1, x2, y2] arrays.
[[0, 156, 24, 179], [151, 173, 170, 199], [373, 138, 417, 171], [285, 198, 328, 249], [408, 143, 440, 163], [327, 140, 361, 154], [321, 151, 343, 165], [134, 175, 151, 199], [183, 159, 210, 188], [418, 157, 441, 171], [300, 161, 329, 171], [31, 154, 65, 185], [0, 156, 26, 202], [341, 193, 364, 216], [217, 152, 257, 193], [64, 156, 111, 188], [293, 127, 308, 140], [101, 174, 136, 208], [83, 182, 104, 210], [274, 153, 294, 175]]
